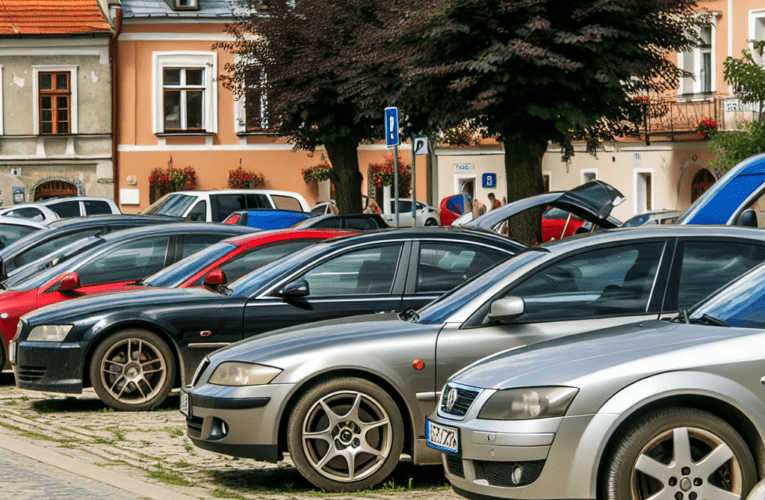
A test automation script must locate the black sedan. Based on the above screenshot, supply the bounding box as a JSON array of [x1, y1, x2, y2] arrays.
[[12, 228, 523, 410], [291, 213, 389, 231]]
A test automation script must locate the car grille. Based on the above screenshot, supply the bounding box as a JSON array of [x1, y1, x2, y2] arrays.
[[16, 365, 45, 383], [445, 455, 465, 478], [186, 416, 204, 439], [440, 384, 481, 417], [476, 460, 545, 487]]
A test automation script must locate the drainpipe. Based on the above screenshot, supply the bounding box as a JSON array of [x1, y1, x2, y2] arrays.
[[110, 5, 123, 202]]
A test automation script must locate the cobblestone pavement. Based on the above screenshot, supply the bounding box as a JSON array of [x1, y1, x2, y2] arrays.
[[0, 376, 459, 500]]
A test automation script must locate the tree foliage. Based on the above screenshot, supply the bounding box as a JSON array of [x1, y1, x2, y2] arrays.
[[387, 0, 696, 243], [723, 42, 765, 115]]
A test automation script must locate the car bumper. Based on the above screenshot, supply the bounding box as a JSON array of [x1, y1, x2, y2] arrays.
[[184, 382, 296, 463], [430, 412, 619, 500], [10, 340, 85, 393]]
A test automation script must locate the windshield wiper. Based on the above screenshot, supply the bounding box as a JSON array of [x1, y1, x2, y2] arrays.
[[398, 308, 419, 322], [671, 309, 690, 324], [690, 314, 730, 327]]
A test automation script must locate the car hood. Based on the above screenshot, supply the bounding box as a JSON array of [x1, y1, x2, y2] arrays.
[[208, 313, 438, 371], [465, 180, 624, 231], [24, 287, 220, 325], [452, 320, 763, 390]]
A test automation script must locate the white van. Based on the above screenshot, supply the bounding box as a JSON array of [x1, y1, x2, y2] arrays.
[[142, 190, 310, 222]]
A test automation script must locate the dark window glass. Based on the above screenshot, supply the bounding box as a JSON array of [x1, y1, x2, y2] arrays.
[[83, 201, 113, 215], [345, 218, 379, 230], [186, 91, 203, 129], [40, 74, 52, 90], [187, 200, 207, 221], [9, 228, 103, 271], [186, 69, 204, 86], [180, 234, 226, 260], [77, 237, 169, 286], [0, 224, 39, 249], [246, 194, 270, 209], [211, 195, 247, 222], [417, 242, 507, 293], [164, 91, 181, 130], [39, 72, 70, 134], [675, 242, 765, 310], [505, 243, 665, 322], [311, 218, 342, 229], [46, 200, 81, 218], [4, 208, 44, 221], [56, 73, 69, 89], [163, 69, 180, 86], [301, 244, 402, 296]]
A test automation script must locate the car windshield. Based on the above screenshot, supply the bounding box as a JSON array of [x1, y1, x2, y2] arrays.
[[689, 263, 765, 328], [416, 250, 544, 325], [142, 194, 196, 217], [142, 242, 237, 288], [7, 236, 104, 291], [228, 241, 337, 296]]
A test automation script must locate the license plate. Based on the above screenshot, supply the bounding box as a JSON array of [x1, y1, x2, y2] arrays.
[[180, 390, 190, 417], [426, 418, 460, 454]]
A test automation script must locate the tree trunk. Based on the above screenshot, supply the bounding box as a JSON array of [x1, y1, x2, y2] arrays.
[[502, 133, 548, 246], [325, 138, 364, 213]]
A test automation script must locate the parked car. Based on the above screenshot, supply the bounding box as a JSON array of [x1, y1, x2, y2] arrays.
[[0, 214, 185, 281], [143, 190, 310, 222], [310, 200, 337, 215], [223, 209, 313, 229], [383, 199, 440, 227], [0, 217, 45, 249], [0, 197, 121, 222], [0, 223, 253, 370], [427, 259, 765, 500], [0, 204, 60, 225], [291, 213, 389, 231], [622, 209, 682, 227], [177, 225, 765, 492], [12, 228, 523, 411]]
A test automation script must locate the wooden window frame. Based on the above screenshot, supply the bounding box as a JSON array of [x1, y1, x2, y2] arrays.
[[39, 72, 71, 135]]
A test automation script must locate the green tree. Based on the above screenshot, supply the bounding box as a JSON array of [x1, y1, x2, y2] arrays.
[[708, 43, 765, 172], [216, 0, 399, 213], [389, 0, 695, 243]]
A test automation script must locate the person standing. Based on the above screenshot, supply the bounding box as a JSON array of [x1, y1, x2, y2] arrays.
[[488, 193, 502, 210]]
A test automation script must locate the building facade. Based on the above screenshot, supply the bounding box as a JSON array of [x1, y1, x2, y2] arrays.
[[0, 0, 114, 208]]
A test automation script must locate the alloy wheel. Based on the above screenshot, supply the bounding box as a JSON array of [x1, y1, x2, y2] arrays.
[[98, 337, 168, 406]]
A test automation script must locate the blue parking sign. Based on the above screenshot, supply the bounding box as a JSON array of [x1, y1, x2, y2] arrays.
[[482, 173, 497, 188], [385, 107, 399, 147]]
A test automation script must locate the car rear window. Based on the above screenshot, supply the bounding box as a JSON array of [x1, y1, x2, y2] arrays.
[[84, 200, 113, 215], [272, 195, 303, 212], [143, 194, 197, 217], [47, 200, 80, 218]]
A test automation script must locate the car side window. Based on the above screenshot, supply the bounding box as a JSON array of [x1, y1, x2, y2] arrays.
[[0, 224, 38, 249], [46, 200, 81, 218], [187, 201, 207, 222], [76, 237, 170, 286], [180, 234, 228, 260], [5, 207, 45, 221], [9, 228, 104, 272], [194, 240, 316, 286], [211, 195, 247, 222], [502, 243, 665, 323], [83, 200, 113, 215], [417, 242, 507, 293], [246, 194, 270, 209], [301, 244, 402, 296], [672, 241, 765, 311], [311, 218, 342, 229], [345, 218, 377, 230], [271, 195, 303, 212]]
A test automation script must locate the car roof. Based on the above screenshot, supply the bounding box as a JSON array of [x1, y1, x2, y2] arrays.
[[97, 222, 254, 243], [222, 228, 357, 247], [38, 196, 116, 204], [45, 214, 184, 229], [0, 215, 46, 229], [313, 226, 526, 249]]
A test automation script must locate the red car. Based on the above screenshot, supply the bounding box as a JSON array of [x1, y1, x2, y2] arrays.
[[0, 229, 351, 369], [541, 207, 585, 242]]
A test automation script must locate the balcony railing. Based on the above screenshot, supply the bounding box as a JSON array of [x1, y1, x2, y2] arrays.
[[642, 97, 721, 137]]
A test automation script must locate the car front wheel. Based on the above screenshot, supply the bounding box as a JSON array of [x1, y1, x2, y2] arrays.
[[90, 329, 175, 411], [603, 407, 756, 500], [287, 377, 405, 492]]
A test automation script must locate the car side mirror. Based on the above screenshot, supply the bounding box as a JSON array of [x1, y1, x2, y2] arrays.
[[59, 273, 81, 292], [204, 269, 228, 287], [281, 279, 309, 298], [488, 296, 525, 323]]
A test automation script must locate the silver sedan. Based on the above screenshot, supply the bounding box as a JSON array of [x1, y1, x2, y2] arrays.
[[428, 261, 765, 500]]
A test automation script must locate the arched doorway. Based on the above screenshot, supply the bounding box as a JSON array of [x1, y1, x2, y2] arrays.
[[691, 169, 715, 203], [34, 180, 78, 201]]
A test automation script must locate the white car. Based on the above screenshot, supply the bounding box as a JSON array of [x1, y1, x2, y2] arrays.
[[143, 190, 310, 223], [0, 216, 45, 249], [0, 197, 121, 223], [383, 199, 440, 227]]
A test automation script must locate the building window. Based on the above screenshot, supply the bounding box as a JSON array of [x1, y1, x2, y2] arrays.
[[235, 66, 270, 133], [635, 169, 653, 214], [542, 172, 551, 192], [581, 170, 597, 184], [163, 68, 205, 132], [749, 10, 765, 66], [39, 72, 71, 134], [168, 0, 199, 10], [33, 65, 78, 136], [679, 24, 715, 96], [153, 52, 217, 135]]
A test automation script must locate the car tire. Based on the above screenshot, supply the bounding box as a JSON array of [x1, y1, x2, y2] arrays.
[[287, 377, 405, 492], [0, 340, 6, 371], [89, 329, 175, 412], [424, 218, 438, 226], [602, 407, 756, 500]]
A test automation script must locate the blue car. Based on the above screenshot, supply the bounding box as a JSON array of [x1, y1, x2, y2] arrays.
[[223, 209, 312, 229]]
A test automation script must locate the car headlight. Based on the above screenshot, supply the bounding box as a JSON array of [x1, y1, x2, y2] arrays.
[[27, 325, 73, 342], [478, 386, 578, 420], [208, 362, 282, 387]]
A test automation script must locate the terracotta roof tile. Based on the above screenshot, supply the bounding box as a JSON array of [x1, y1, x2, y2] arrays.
[[0, 0, 112, 35]]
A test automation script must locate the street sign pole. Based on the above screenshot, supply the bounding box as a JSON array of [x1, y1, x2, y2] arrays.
[[411, 135, 416, 226], [385, 107, 401, 227]]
